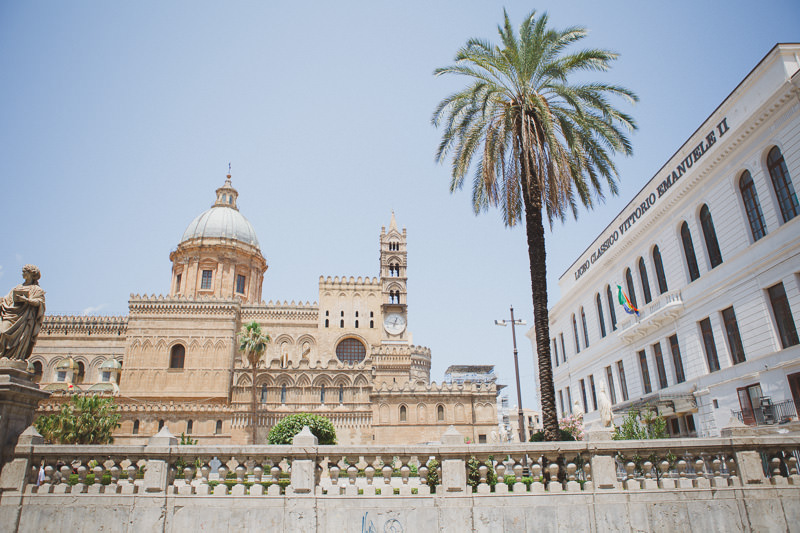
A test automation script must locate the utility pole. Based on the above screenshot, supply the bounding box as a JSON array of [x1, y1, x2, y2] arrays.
[[495, 306, 527, 443]]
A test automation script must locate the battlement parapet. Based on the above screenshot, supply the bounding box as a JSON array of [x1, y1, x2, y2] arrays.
[[128, 294, 240, 317], [41, 315, 128, 336], [319, 276, 381, 289], [242, 301, 319, 322]]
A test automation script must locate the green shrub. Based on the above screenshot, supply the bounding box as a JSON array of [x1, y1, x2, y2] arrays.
[[425, 458, 439, 491], [267, 413, 336, 445], [612, 407, 667, 440], [529, 429, 575, 442]]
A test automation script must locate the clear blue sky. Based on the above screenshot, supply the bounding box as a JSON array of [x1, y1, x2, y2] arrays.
[[1, 1, 798, 410]]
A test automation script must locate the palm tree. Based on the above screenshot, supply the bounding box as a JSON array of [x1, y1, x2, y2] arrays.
[[432, 10, 637, 441], [238, 320, 271, 443]]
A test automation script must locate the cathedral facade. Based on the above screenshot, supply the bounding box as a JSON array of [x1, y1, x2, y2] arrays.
[[29, 176, 499, 445]]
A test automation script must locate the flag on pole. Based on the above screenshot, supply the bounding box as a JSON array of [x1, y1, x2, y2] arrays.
[[617, 285, 639, 316]]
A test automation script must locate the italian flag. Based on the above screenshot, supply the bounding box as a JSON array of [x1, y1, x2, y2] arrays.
[[617, 285, 639, 316]]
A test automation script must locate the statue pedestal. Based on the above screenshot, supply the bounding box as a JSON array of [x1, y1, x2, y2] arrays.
[[0, 359, 50, 466]]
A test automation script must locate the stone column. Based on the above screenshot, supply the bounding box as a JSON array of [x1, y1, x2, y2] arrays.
[[586, 425, 617, 490], [289, 426, 319, 494], [440, 426, 467, 493], [143, 426, 178, 493], [0, 360, 50, 468]]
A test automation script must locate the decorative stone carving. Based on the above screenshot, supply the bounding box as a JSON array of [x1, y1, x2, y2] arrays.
[[0, 265, 45, 361]]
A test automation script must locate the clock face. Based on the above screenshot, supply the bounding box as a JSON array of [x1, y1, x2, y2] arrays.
[[383, 313, 406, 335]]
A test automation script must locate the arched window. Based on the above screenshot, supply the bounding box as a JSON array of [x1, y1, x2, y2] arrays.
[[624, 268, 638, 308], [571, 314, 580, 353], [158, 420, 165, 431], [339, 319, 344, 328], [437, 405, 445, 422], [320, 384, 326, 404], [325, 319, 329, 328], [399, 405, 407, 422], [31, 361, 43, 383], [75, 362, 85, 384], [767, 146, 799, 222], [339, 384, 344, 404], [186, 420, 193, 434], [580, 307, 589, 348], [652, 246, 668, 294], [132, 420, 140, 435], [605, 285, 617, 331], [595, 293, 606, 338], [699, 204, 723, 268], [638, 257, 652, 304], [680, 222, 700, 281], [215, 420, 223, 434], [169, 344, 186, 369], [335, 338, 366, 364], [739, 171, 767, 241], [260, 384, 268, 403], [280, 384, 287, 404]]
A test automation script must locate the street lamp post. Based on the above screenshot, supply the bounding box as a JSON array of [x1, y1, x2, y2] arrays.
[[495, 306, 527, 443]]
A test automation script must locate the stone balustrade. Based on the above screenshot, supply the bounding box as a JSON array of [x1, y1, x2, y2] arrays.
[[1, 425, 798, 532]]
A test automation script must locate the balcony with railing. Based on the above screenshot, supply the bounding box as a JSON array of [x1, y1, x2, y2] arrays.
[[732, 398, 798, 426], [617, 289, 683, 344]]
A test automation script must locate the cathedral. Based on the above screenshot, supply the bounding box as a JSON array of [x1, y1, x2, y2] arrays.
[[28, 174, 499, 444]]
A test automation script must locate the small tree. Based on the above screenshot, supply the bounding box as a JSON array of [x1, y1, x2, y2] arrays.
[[34, 395, 121, 444], [267, 413, 336, 445], [612, 407, 668, 440], [238, 320, 270, 444]]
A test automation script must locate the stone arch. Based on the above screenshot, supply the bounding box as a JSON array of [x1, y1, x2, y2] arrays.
[[379, 404, 390, 423], [312, 375, 333, 387], [296, 374, 311, 388], [455, 403, 465, 422], [237, 374, 252, 387], [353, 375, 369, 387], [417, 403, 427, 424], [332, 374, 351, 388]]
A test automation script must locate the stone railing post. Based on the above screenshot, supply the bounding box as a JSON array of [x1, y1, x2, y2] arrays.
[[586, 426, 617, 489], [0, 426, 43, 529], [143, 427, 177, 493], [289, 426, 318, 495], [440, 426, 467, 493]]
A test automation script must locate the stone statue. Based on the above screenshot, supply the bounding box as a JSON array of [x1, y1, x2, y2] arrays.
[[0, 265, 45, 361], [572, 399, 585, 418], [598, 382, 613, 428]]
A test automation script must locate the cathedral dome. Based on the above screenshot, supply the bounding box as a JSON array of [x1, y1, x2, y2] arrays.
[[179, 175, 260, 247]]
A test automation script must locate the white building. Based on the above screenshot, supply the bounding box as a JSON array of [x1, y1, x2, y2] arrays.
[[535, 44, 800, 437]]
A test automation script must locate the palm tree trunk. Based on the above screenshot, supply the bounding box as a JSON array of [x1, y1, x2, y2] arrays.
[[251, 361, 257, 444], [518, 122, 559, 442]]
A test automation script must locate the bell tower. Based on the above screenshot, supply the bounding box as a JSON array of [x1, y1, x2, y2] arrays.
[[379, 212, 408, 343]]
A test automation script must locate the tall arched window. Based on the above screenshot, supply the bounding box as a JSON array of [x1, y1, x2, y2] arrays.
[[580, 307, 589, 348], [320, 384, 326, 404], [280, 384, 287, 404], [638, 257, 652, 304], [595, 293, 606, 338], [699, 204, 723, 268], [186, 420, 193, 434], [158, 420, 165, 431], [437, 405, 445, 422], [132, 420, 139, 435], [767, 146, 799, 222], [680, 222, 700, 281], [652, 246, 668, 294], [399, 405, 407, 422], [739, 171, 767, 241], [76, 362, 85, 384], [215, 420, 223, 434], [605, 285, 617, 331], [260, 384, 268, 403], [339, 384, 344, 404], [571, 314, 580, 353], [624, 268, 638, 309], [169, 344, 186, 369]]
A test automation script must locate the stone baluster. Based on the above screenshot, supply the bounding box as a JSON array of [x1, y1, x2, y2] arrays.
[[565, 462, 580, 492], [623, 461, 639, 490], [122, 464, 138, 494], [87, 465, 104, 494], [266, 465, 281, 496], [249, 463, 264, 496], [494, 463, 508, 494], [786, 456, 799, 485], [418, 465, 431, 495], [178, 466, 194, 495], [73, 465, 89, 494], [709, 457, 725, 488], [344, 464, 358, 496], [658, 459, 675, 489], [196, 463, 211, 495], [512, 463, 526, 493], [770, 456, 788, 487], [675, 459, 692, 489], [108, 463, 121, 494], [52, 464, 71, 494], [215, 465, 229, 495], [381, 465, 393, 497], [231, 464, 247, 496], [530, 462, 543, 493], [399, 461, 412, 496], [641, 461, 657, 489], [477, 464, 490, 494], [38, 464, 55, 494], [363, 465, 376, 496], [583, 463, 593, 491], [548, 462, 562, 493], [694, 457, 710, 489], [726, 457, 741, 487], [328, 465, 341, 495]]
